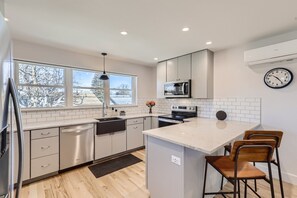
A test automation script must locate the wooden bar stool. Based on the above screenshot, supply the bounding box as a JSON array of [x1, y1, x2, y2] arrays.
[[202, 140, 276, 198], [222, 130, 284, 198]]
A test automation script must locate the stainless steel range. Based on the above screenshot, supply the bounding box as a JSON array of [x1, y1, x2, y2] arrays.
[[158, 105, 197, 127]]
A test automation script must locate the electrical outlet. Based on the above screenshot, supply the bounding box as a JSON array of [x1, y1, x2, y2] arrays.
[[171, 155, 181, 166]]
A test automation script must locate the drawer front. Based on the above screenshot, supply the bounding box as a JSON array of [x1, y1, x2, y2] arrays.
[[31, 128, 59, 140], [31, 154, 59, 178], [31, 136, 59, 159], [127, 118, 143, 125]]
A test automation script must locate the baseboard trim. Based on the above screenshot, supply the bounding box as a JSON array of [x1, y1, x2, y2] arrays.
[[256, 164, 297, 185]]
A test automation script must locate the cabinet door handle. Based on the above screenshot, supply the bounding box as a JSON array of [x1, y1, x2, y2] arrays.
[[41, 164, 50, 168], [41, 132, 50, 136], [41, 146, 51, 150]]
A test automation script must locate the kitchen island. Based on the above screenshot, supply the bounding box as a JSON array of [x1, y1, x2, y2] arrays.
[[143, 118, 260, 198]]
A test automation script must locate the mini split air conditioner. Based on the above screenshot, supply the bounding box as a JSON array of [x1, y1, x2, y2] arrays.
[[244, 39, 297, 65]]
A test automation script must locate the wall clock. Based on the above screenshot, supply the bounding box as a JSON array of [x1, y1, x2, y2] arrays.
[[264, 67, 293, 89]]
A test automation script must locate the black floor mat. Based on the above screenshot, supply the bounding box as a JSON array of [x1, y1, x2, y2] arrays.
[[88, 154, 142, 178]]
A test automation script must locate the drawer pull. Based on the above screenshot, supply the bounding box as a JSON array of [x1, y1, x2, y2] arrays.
[[134, 126, 138, 129], [41, 164, 50, 168], [41, 132, 50, 136], [41, 146, 51, 150]]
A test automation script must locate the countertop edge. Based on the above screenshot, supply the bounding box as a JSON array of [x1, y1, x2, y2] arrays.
[[21, 113, 165, 131]]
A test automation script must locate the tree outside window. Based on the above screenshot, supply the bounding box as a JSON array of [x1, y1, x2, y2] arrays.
[[17, 63, 65, 108]]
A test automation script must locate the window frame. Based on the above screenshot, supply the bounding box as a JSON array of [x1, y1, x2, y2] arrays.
[[15, 60, 138, 110], [107, 73, 137, 107]]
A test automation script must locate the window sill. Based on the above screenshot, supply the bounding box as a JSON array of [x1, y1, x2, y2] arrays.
[[20, 104, 139, 112], [109, 104, 138, 108], [21, 106, 103, 112]]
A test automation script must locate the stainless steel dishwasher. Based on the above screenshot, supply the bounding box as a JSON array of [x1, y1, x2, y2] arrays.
[[60, 124, 94, 170]]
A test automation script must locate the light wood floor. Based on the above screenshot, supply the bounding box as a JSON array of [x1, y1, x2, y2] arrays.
[[20, 150, 297, 198]]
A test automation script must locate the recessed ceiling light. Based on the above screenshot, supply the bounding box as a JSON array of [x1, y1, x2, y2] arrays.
[[154, 58, 158, 61], [120, 31, 128, 35], [4, 18, 9, 22], [182, 27, 190, 32], [206, 41, 212, 45]]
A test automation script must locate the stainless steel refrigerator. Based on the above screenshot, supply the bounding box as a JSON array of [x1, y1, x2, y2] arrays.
[[0, 12, 24, 198]]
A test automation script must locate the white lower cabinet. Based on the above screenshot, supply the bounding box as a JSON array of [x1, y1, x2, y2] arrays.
[[152, 117, 159, 129], [31, 154, 59, 178], [95, 131, 127, 160], [95, 133, 112, 159], [127, 122, 144, 150], [30, 128, 59, 178], [14, 131, 30, 183], [112, 131, 127, 154], [143, 117, 152, 130]]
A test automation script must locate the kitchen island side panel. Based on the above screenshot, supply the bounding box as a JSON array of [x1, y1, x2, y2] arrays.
[[146, 136, 223, 198], [184, 148, 221, 198], [147, 136, 184, 198]]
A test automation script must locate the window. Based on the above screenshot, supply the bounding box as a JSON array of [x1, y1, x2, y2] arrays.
[[72, 69, 104, 106], [15, 60, 137, 109], [109, 74, 136, 106], [16, 61, 65, 108]]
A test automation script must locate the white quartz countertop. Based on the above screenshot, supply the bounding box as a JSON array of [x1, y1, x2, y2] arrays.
[[143, 117, 260, 154], [21, 113, 164, 131], [22, 118, 98, 131]]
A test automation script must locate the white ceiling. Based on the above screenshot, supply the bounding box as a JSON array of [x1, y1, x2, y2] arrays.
[[4, 0, 297, 66]]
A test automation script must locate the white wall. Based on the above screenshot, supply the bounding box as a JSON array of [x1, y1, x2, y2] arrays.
[[214, 30, 297, 184], [12, 40, 156, 98]]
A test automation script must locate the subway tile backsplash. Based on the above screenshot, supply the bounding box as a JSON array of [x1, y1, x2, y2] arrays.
[[156, 97, 261, 123], [21, 97, 261, 125]]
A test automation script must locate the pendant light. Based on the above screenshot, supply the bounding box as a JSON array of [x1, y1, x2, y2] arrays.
[[99, 52, 109, 80]]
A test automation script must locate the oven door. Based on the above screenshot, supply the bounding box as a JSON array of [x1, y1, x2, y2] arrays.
[[158, 118, 183, 128]]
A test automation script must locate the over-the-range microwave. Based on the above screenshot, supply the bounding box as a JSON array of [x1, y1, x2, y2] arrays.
[[164, 80, 191, 98]]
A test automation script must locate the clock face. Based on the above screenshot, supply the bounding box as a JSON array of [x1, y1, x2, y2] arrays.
[[264, 68, 293, 89]]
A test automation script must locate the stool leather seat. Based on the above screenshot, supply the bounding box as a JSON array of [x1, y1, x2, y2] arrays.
[[206, 156, 266, 179]]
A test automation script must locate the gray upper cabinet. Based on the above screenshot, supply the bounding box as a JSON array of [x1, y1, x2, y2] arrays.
[[177, 54, 191, 80], [157, 50, 213, 99], [166, 58, 178, 82], [191, 50, 214, 98], [166, 55, 191, 82], [157, 61, 167, 98]]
